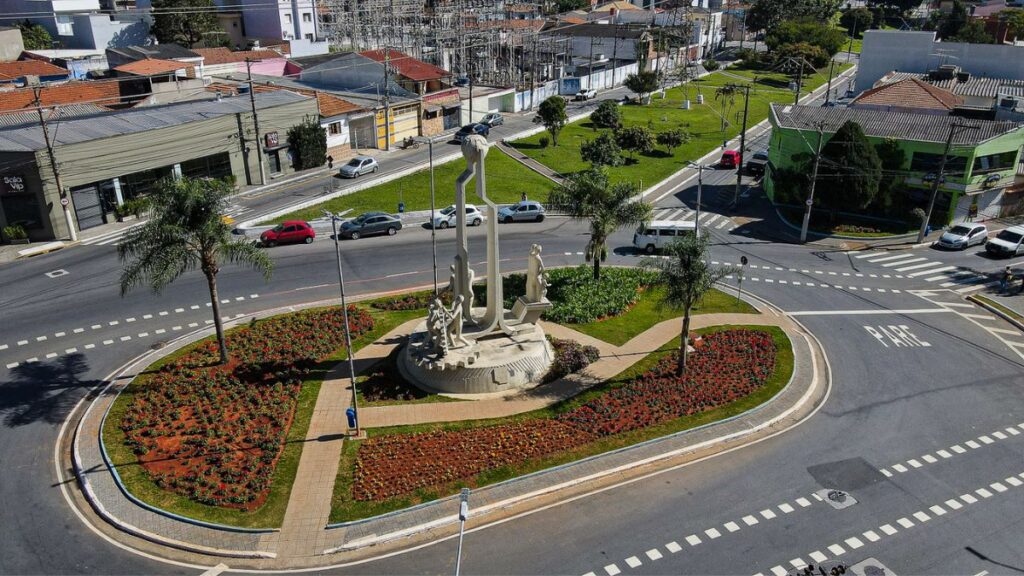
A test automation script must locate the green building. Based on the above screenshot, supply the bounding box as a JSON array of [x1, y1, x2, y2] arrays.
[[765, 103, 1024, 225]]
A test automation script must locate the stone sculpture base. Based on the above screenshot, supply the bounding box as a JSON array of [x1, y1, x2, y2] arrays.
[[399, 314, 554, 395]]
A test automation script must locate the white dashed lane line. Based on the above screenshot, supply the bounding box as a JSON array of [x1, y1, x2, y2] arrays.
[[877, 423, 1024, 478]]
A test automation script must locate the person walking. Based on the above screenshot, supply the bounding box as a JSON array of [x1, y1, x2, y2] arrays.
[[1002, 266, 1014, 294]]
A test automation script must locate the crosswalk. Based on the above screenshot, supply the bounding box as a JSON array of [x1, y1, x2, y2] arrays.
[[851, 250, 997, 293], [651, 207, 735, 231], [80, 204, 251, 246]]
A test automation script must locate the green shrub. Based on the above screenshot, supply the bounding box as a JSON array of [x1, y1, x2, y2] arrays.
[[116, 197, 151, 219], [3, 224, 27, 241], [702, 59, 720, 71], [539, 135, 550, 148]]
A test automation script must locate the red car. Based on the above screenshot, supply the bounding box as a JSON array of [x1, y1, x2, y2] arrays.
[[260, 220, 315, 247], [720, 150, 740, 169]]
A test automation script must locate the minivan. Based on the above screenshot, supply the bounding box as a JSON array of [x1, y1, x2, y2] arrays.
[[633, 220, 697, 254], [985, 225, 1024, 257]]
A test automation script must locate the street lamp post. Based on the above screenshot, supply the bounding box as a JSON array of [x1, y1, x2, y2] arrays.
[[455, 488, 470, 576], [416, 135, 440, 294], [686, 161, 705, 240], [323, 209, 361, 436]]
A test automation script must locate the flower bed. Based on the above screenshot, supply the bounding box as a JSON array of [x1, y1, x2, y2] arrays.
[[351, 329, 776, 501], [547, 336, 601, 381], [370, 290, 452, 311], [120, 306, 374, 510]]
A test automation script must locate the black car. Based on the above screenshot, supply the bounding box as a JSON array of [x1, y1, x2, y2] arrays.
[[746, 151, 769, 177], [454, 123, 490, 142], [339, 212, 403, 239]]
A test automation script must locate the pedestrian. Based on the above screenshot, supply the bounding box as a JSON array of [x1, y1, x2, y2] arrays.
[[967, 202, 978, 221], [327, 155, 334, 170], [1002, 266, 1014, 293], [521, 191, 528, 202]]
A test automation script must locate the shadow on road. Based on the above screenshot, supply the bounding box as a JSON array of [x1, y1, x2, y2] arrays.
[[0, 353, 97, 428]]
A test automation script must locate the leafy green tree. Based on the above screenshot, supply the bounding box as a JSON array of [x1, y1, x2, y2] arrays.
[[17, 20, 53, 50], [774, 42, 830, 69], [816, 120, 883, 220], [549, 169, 652, 280], [873, 138, 906, 214], [949, 19, 996, 43], [748, 0, 843, 36], [151, 0, 221, 48], [656, 129, 691, 155], [867, 0, 922, 16], [536, 95, 568, 146], [554, 0, 588, 13], [767, 19, 847, 55], [642, 234, 734, 377], [118, 177, 273, 364], [623, 71, 660, 104], [616, 126, 655, 161], [580, 131, 624, 168], [715, 83, 740, 132], [840, 8, 873, 36], [590, 99, 622, 131], [702, 58, 720, 71], [1001, 9, 1024, 40], [286, 115, 328, 170]]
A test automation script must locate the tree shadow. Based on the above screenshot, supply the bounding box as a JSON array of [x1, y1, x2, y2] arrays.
[[642, 150, 672, 159], [0, 353, 98, 428]]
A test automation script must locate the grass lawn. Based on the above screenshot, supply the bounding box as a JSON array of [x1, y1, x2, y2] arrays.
[[263, 150, 556, 225], [973, 295, 1024, 323], [101, 305, 421, 529], [509, 64, 852, 189], [778, 206, 916, 238], [837, 26, 863, 54], [567, 287, 757, 346], [329, 324, 793, 523]]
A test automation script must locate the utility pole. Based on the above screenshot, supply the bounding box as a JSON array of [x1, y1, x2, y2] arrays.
[[846, 19, 857, 64], [382, 48, 392, 151], [245, 58, 266, 186], [824, 59, 836, 106], [731, 84, 751, 209], [793, 58, 805, 106], [918, 122, 980, 243], [800, 123, 825, 244], [588, 35, 596, 90], [33, 88, 77, 242], [611, 24, 619, 87]]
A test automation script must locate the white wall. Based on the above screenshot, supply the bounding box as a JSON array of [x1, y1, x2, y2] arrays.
[[323, 116, 351, 148]]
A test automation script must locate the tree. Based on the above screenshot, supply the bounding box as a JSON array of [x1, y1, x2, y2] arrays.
[[715, 84, 740, 132], [623, 71, 660, 104], [17, 20, 52, 50], [536, 96, 568, 146], [286, 115, 328, 171], [580, 131, 624, 167], [767, 19, 847, 55], [774, 42, 830, 69], [642, 234, 734, 377], [616, 126, 655, 161], [657, 129, 691, 155], [549, 168, 652, 280], [590, 99, 622, 131], [816, 120, 883, 220], [840, 8, 873, 37], [873, 138, 907, 215], [748, 0, 843, 36], [1001, 9, 1024, 40], [151, 0, 221, 48], [118, 177, 273, 364], [949, 19, 996, 43]]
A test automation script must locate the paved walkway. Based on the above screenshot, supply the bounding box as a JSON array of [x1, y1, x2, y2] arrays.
[[494, 140, 565, 186]]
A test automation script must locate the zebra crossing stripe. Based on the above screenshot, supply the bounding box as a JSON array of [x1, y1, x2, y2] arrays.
[[865, 253, 916, 263], [882, 257, 927, 267]]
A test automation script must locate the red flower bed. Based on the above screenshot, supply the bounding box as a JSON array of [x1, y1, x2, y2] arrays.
[[351, 329, 776, 501], [121, 306, 374, 510]]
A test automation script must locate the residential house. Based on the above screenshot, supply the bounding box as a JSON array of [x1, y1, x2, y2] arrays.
[[112, 58, 207, 105], [21, 49, 109, 79], [0, 60, 71, 85], [6, 0, 149, 50], [106, 44, 204, 75], [360, 49, 461, 134], [872, 69, 1024, 119], [850, 78, 964, 116], [229, 0, 329, 56], [193, 47, 296, 78], [0, 80, 126, 115], [765, 103, 1024, 224]]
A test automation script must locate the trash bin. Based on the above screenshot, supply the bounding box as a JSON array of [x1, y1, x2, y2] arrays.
[[398, 202, 405, 213], [346, 407, 357, 429]]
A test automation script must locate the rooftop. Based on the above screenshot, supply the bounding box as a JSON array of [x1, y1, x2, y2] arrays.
[[770, 103, 1023, 145], [0, 80, 122, 113], [359, 49, 450, 82], [212, 72, 416, 108], [206, 81, 365, 117], [853, 78, 963, 111], [22, 49, 106, 60], [0, 60, 69, 81], [878, 71, 1024, 99], [545, 23, 647, 38], [107, 44, 201, 61], [113, 58, 188, 76], [0, 90, 310, 152], [591, 0, 643, 11], [193, 47, 285, 65], [0, 103, 109, 126]]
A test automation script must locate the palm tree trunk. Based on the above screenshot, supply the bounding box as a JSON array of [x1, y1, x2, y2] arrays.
[[593, 254, 601, 280], [205, 270, 229, 365], [678, 307, 692, 377]]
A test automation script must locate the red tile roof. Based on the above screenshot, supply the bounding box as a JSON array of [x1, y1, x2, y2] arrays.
[[359, 49, 450, 82], [193, 47, 284, 65], [853, 78, 963, 112], [0, 60, 69, 81], [0, 80, 122, 114], [113, 58, 186, 76]]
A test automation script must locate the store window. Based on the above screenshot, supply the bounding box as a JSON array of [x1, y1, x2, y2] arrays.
[[328, 122, 342, 135], [181, 153, 233, 181], [910, 152, 968, 175], [972, 151, 1018, 175]]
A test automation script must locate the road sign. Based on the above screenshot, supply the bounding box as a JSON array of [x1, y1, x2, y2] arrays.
[[806, 199, 813, 207], [740, 256, 748, 266]]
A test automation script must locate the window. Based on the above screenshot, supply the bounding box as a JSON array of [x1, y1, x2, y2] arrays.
[[304, 33, 313, 41], [910, 152, 967, 175], [302, 12, 312, 22], [972, 151, 1018, 175], [328, 122, 342, 135], [284, 13, 292, 23], [55, 14, 73, 36]]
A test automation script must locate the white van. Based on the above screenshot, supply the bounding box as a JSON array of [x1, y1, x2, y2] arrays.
[[633, 220, 697, 254]]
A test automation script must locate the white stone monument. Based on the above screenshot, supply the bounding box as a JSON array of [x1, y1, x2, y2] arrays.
[[399, 135, 554, 394]]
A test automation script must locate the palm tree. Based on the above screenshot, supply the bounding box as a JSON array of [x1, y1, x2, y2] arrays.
[[550, 168, 652, 281], [715, 83, 740, 132], [642, 234, 734, 377], [118, 177, 273, 365]]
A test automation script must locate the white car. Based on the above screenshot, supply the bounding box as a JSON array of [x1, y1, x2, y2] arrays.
[[986, 225, 1024, 257], [575, 88, 597, 101], [432, 204, 484, 229], [935, 223, 987, 250]]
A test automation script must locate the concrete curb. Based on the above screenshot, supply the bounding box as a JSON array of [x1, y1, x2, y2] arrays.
[[967, 294, 1024, 333]]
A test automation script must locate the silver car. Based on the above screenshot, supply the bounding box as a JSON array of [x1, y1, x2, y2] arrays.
[[339, 155, 378, 178], [497, 200, 545, 223], [432, 204, 484, 229], [936, 223, 987, 250]]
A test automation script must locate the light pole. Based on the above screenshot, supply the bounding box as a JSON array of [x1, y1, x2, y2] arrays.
[[416, 135, 442, 294], [455, 488, 470, 576], [686, 161, 705, 240], [323, 209, 361, 436]]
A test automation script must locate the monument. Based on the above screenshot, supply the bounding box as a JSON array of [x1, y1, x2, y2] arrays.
[[399, 135, 554, 394]]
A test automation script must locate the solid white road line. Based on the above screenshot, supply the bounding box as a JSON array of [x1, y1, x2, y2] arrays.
[[787, 309, 954, 316]]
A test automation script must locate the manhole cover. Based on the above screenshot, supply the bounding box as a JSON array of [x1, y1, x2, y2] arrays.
[[851, 559, 895, 576], [150, 342, 167, 350]]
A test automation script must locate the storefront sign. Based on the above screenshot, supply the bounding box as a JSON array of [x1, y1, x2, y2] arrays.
[[265, 132, 279, 148], [0, 174, 26, 194]]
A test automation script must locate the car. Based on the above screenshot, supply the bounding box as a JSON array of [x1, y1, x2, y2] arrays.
[[574, 88, 597, 101], [340, 212, 403, 239], [497, 200, 545, 223], [936, 223, 988, 250], [720, 150, 740, 169], [746, 151, 769, 176], [454, 123, 490, 142], [985, 225, 1024, 257], [339, 155, 378, 178], [480, 112, 504, 127], [261, 220, 315, 247], [432, 204, 484, 229]]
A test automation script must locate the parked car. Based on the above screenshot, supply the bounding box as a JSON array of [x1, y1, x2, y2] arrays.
[[574, 88, 597, 101], [260, 220, 315, 247], [936, 223, 988, 250], [339, 155, 378, 178], [340, 212, 403, 239], [480, 112, 504, 127], [633, 220, 697, 254], [433, 204, 484, 229], [498, 200, 545, 223], [454, 123, 490, 142], [746, 151, 769, 176], [985, 225, 1024, 257], [720, 150, 740, 169]]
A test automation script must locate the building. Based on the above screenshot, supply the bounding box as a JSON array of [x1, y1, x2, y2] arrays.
[[192, 47, 296, 78], [851, 78, 963, 116], [0, 91, 317, 240], [873, 69, 1024, 120], [21, 49, 109, 80], [765, 103, 1024, 224], [0, 80, 126, 114], [106, 44, 204, 74], [359, 49, 461, 134], [0, 27, 25, 62], [0, 60, 71, 85], [112, 58, 209, 105], [7, 0, 149, 50], [229, 0, 329, 56]]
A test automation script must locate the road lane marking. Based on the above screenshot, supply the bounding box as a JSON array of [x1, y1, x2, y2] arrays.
[[788, 309, 953, 316]]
